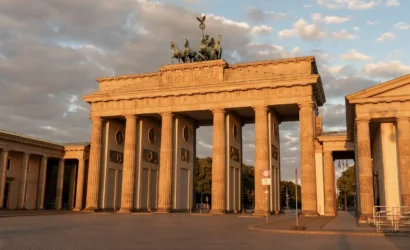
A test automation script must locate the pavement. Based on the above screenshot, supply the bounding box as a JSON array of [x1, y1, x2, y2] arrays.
[[251, 211, 410, 237], [1, 211, 410, 249]]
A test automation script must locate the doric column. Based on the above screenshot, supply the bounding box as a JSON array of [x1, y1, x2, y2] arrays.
[[210, 108, 226, 214], [85, 116, 103, 211], [299, 102, 318, 215], [16, 152, 30, 209], [254, 106, 269, 215], [119, 115, 138, 213], [0, 149, 9, 208], [396, 117, 410, 207], [157, 112, 174, 213], [55, 159, 65, 210], [356, 118, 374, 219], [323, 151, 336, 216], [73, 158, 85, 211], [68, 165, 77, 209], [36, 156, 48, 209]]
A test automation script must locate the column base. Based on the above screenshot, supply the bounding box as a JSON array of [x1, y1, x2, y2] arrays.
[[72, 208, 82, 212], [358, 214, 372, 224], [324, 212, 336, 216], [82, 207, 98, 213], [252, 209, 267, 217], [209, 209, 225, 215], [117, 208, 134, 213], [155, 208, 171, 214], [300, 210, 319, 216]]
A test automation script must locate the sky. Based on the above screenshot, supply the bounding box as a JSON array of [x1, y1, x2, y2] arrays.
[[0, 0, 409, 181]]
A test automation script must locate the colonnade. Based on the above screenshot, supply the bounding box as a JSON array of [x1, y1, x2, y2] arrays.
[[85, 102, 317, 214], [0, 148, 86, 210]]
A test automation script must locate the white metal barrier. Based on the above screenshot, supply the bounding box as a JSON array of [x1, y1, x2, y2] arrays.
[[373, 206, 410, 232]]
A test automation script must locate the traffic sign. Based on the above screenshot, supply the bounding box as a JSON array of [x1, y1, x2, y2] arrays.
[[262, 169, 270, 178], [262, 178, 271, 185]]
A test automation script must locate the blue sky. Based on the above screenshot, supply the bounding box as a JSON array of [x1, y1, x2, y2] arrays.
[[0, 0, 409, 180]]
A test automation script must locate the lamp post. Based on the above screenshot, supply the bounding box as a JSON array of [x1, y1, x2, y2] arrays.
[[338, 160, 349, 211]]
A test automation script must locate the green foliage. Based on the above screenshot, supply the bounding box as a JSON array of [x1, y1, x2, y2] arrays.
[[336, 165, 356, 209], [242, 163, 254, 207], [280, 181, 301, 209], [337, 165, 356, 195], [195, 157, 212, 195]]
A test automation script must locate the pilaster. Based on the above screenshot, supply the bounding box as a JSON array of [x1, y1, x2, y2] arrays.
[[396, 117, 410, 207], [85, 116, 103, 211], [36, 156, 48, 209], [323, 151, 336, 216], [0, 149, 9, 208], [119, 115, 138, 213], [210, 108, 226, 214], [157, 112, 174, 213], [299, 102, 318, 215], [16, 152, 30, 209], [356, 118, 374, 220], [253, 106, 269, 215], [73, 158, 85, 211]]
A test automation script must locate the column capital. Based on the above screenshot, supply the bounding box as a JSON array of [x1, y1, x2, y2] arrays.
[[323, 150, 333, 155], [90, 116, 102, 121], [355, 117, 370, 123], [211, 108, 225, 114], [396, 116, 410, 122], [160, 112, 174, 117], [252, 105, 268, 111], [1, 149, 9, 155], [124, 114, 138, 119], [298, 102, 314, 108]]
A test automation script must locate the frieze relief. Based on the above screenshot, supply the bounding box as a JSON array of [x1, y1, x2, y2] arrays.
[[181, 148, 190, 163], [162, 68, 221, 86], [143, 149, 159, 164], [230, 146, 240, 162]]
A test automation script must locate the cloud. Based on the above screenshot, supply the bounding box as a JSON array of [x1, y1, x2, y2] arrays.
[[366, 20, 378, 25], [313, 14, 352, 24], [386, 0, 400, 6], [246, 8, 288, 23], [376, 32, 395, 42], [317, 0, 379, 10], [353, 26, 360, 31], [363, 60, 410, 78], [339, 49, 372, 61], [251, 25, 273, 34], [332, 29, 356, 40], [394, 22, 410, 30], [278, 16, 327, 40], [304, 4, 312, 8]]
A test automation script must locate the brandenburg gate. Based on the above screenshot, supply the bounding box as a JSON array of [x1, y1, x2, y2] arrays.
[[82, 56, 325, 215]]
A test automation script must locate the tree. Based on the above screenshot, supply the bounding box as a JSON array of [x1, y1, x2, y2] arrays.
[[280, 181, 301, 209], [242, 163, 254, 208], [195, 157, 212, 203], [336, 165, 356, 210]]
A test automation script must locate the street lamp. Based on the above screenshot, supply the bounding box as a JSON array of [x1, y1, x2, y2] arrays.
[[338, 160, 349, 211]]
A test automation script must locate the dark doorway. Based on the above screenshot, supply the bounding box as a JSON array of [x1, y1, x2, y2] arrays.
[[3, 183, 10, 208], [44, 158, 58, 209]]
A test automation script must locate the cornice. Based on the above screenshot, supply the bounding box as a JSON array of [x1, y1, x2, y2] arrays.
[[83, 75, 319, 103], [97, 72, 159, 83], [347, 95, 410, 104], [228, 56, 315, 69], [0, 132, 64, 151], [346, 74, 410, 101]]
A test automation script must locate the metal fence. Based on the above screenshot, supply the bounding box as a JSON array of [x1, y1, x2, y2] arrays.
[[373, 206, 410, 232]]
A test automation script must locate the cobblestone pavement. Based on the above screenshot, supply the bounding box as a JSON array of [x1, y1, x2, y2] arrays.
[[0, 213, 409, 250]]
